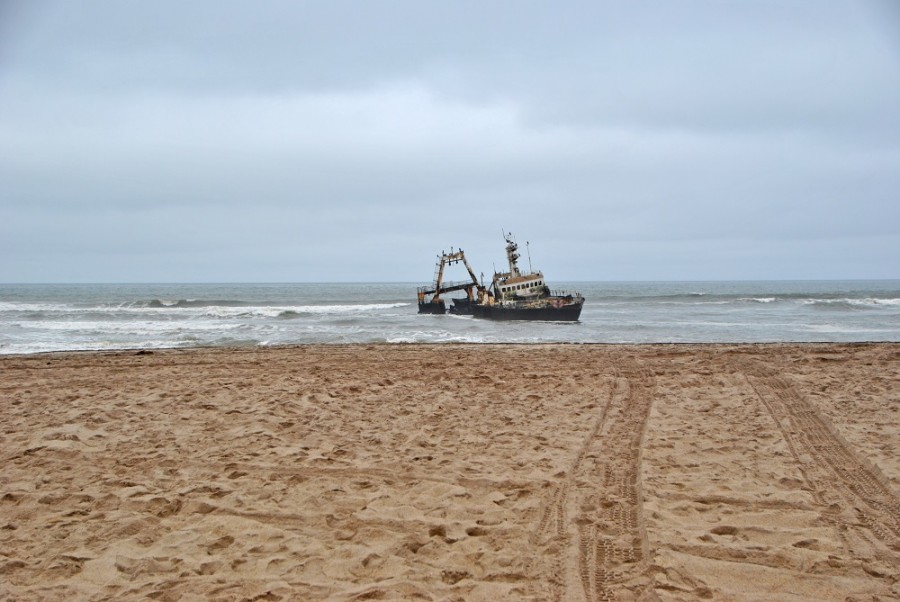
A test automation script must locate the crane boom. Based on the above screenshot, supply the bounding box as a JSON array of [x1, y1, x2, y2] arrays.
[[416, 248, 484, 313]]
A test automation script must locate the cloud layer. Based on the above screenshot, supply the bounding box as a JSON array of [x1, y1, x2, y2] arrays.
[[2, 1, 899, 281]]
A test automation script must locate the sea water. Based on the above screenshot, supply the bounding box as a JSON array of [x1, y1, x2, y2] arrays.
[[1, 281, 898, 354]]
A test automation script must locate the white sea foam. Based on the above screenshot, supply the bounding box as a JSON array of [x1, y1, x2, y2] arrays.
[[854, 298, 900, 307], [655, 300, 731, 305], [20, 320, 248, 333], [803, 324, 885, 334], [0, 302, 72, 313], [0, 301, 410, 316], [798, 297, 900, 307]]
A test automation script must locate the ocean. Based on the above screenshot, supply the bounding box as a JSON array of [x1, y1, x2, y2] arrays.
[[1, 281, 898, 354]]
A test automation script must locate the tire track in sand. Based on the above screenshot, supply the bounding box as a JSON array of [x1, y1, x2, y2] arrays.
[[532, 378, 619, 601], [534, 379, 618, 542], [576, 368, 655, 602], [533, 368, 656, 602], [744, 364, 900, 555]]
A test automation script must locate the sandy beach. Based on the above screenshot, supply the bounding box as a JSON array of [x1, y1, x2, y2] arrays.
[[1, 343, 898, 601]]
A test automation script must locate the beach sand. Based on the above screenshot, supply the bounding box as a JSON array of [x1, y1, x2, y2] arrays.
[[1, 343, 898, 601]]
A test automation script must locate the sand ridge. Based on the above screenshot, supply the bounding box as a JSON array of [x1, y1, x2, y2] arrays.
[[1, 343, 898, 600]]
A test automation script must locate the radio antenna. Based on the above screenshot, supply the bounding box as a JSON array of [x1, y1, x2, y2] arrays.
[[527, 241, 532, 272]]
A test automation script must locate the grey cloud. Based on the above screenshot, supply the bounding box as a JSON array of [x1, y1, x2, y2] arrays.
[[1, 1, 898, 282]]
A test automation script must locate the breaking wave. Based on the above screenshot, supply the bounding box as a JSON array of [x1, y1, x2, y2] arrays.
[[801, 298, 900, 310], [147, 299, 254, 308]]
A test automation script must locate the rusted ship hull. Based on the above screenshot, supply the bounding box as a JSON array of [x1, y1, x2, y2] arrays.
[[471, 298, 584, 321], [449, 298, 475, 315], [417, 300, 447, 314]]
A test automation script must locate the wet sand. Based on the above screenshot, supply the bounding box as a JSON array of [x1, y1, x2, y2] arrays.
[[1, 343, 898, 601]]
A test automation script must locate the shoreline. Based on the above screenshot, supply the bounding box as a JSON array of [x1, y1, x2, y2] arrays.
[[2, 343, 898, 600], [3, 339, 898, 359]]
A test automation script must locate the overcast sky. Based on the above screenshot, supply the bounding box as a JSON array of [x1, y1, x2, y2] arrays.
[[1, 1, 898, 282]]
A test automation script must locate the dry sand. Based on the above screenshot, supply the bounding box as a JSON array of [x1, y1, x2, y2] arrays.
[[1, 343, 898, 601]]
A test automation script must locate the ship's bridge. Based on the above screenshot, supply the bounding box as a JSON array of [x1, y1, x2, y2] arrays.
[[496, 272, 546, 299]]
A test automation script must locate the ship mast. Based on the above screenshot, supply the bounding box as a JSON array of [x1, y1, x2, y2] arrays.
[[504, 232, 521, 278]]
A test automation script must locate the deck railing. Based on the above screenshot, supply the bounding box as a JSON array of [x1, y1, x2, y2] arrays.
[[417, 280, 478, 295]]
